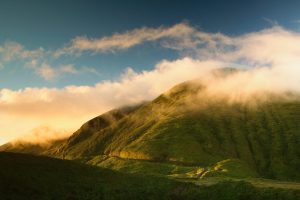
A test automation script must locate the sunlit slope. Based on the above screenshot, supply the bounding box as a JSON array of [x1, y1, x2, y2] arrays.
[[52, 81, 300, 181], [53, 104, 143, 156]]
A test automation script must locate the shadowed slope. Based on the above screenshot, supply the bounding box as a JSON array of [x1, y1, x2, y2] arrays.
[[0, 152, 299, 200], [0, 152, 189, 199]]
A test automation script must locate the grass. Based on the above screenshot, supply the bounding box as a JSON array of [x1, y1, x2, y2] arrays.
[[87, 155, 198, 176], [1, 152, 299, 200], [0, 152, 188, 200], [199, 159, 258, 179]]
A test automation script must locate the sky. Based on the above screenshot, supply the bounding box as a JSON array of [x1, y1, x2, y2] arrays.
[[1, 0, 300, 144]]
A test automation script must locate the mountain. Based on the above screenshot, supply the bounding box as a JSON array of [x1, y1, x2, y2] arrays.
[[2, 80, 300, 182], [0, 152, 299, 200], [23, 80, 295, 182]]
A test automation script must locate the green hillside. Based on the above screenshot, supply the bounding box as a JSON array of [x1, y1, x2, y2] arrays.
[[41, 81, 300, 182], [0, 152, 299, 200]]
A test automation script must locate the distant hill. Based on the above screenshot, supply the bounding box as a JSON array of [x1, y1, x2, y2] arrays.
[[0, 104, 143, 155], [0, 137, 66, 155]]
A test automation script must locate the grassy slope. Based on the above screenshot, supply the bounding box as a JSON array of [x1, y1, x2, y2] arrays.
[[0, 152, 299, 200], [51, 81, 300, 181]]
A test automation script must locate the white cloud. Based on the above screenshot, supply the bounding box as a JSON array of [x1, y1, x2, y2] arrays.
[[55, 23, 202, 56], [0, 41, 45, 62], [0, 41, 98, 80], [60, 64, 79, 74], [37, 63, 57, 80], [53, 22, 236, 58], [36, 63, 100, 80], [35, 63, 79, 80]]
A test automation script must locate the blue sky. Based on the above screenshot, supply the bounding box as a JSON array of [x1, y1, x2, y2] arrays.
[[1, 0, 300, 90]]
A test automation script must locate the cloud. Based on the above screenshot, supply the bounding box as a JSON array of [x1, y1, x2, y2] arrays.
[[55, 22, 300, 67], [0, 42, 41, 75], [0, 58, 222, 117], [10, 126, 71, 146], [0, 58, 224, 144], [36, 63, 57, 80], [0, 41, 45, 62], [60, 64, 78, 74], [2, 24, 300, 144], [0, 41, 99, 80], [55, 22, 214, 56], [34, 63, 80, 80], [54, 22, 236, 59]]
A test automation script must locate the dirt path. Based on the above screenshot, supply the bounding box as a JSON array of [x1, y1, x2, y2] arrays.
[[194, 177, 300, 190]]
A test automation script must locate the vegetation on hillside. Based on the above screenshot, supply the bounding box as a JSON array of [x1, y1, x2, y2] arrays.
[[0, 152, 299, 200], [45, 81, 300, 181]]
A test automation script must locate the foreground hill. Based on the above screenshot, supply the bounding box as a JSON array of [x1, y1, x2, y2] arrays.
[[0, 152, 299, 200], [0, 152, 190, 199]]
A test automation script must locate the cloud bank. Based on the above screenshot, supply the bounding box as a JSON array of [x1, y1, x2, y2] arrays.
[[1, 23, 300, 144]]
